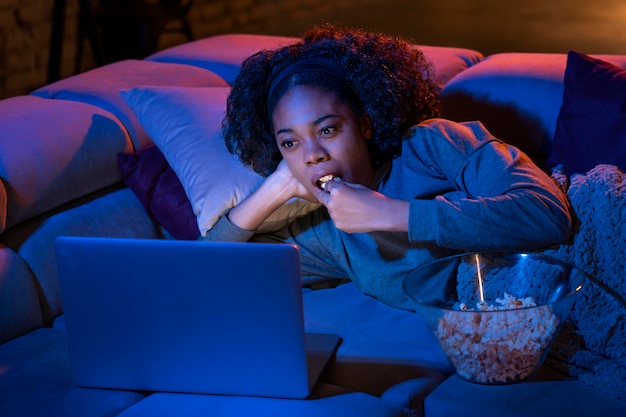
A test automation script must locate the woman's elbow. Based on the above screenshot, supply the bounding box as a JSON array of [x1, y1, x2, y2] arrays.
[[540, 206, 574, 247]]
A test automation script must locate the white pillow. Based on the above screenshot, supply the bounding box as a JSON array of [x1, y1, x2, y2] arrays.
[[121, 86, 319, 236]]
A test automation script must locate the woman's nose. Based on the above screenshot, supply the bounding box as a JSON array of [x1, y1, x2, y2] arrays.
[[304, 139, 330, 165]]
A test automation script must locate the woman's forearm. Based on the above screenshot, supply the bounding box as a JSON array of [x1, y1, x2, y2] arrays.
[[228, 175, 296, 231]]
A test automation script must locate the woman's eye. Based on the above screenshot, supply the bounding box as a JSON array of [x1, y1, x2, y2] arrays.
[[280, 139, 295, 149], [320, 126, 336, 136]]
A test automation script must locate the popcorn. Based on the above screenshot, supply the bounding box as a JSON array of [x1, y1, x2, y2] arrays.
[[317, 175, 341, 190], [436, 293, 559, 384]]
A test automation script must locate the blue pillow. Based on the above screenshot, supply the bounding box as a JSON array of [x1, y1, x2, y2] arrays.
[[547, 51, 626, 176]]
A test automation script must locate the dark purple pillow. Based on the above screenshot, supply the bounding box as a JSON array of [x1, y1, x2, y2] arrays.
[[118, 145, 200, 240], [547, 51, 626, 176]]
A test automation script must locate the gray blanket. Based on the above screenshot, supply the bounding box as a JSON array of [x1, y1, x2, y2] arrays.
[[543, 164, 626, 401]]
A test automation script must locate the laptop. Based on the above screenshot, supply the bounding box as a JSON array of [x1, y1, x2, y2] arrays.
[[54, 236, 340, 399]]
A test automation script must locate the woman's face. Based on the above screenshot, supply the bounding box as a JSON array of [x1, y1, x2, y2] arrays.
[[272, 85, 374, 201]]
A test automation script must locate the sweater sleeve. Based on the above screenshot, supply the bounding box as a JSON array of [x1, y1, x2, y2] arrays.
[[197, 209, 255, 242], [403, 119, 572, 251], [199, 207, 350, 285]]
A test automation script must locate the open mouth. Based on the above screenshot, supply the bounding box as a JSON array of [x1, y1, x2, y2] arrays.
[[317, 174, 341, 190]]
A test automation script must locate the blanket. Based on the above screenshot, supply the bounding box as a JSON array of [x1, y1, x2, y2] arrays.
[[542, 164, 626, 401]]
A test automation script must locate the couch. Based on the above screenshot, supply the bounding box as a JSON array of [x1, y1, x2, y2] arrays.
[[1, 33, 625, 417]]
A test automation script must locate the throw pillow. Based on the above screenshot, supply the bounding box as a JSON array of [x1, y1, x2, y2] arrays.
[[0, 179, 6, 233], [120, 86, 320, 236], [547, 51, 626, 176], [118, 145, 200, 240]]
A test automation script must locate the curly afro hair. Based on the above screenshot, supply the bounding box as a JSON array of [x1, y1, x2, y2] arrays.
[[224, 24, 441, 176]]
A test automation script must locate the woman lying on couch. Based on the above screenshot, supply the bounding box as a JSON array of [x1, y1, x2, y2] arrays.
[[199, 24, 572, 309]]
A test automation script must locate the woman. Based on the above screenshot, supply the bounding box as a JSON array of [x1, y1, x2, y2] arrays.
[[200, 25, 572, 309]]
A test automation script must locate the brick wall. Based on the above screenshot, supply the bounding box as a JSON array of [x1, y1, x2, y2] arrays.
[[0, 0, 366, 100], [0, 0, 74, 99]]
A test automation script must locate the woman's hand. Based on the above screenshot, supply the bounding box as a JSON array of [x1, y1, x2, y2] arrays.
[[270, 160, 317, 202], [227, 160, 311, 231], [317, 179, 410, 233]]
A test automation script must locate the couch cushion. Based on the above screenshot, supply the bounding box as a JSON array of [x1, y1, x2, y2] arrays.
[[120, 86, 319, 237], [0, 95, 133, 229], [115, 388, 385, 417], [303, 282, 451, 416], [547, 51, 626, 176], [16, 188, 163, 323], [31, 60, 228, 150], [147, 34, 483, 90], [417, 45, 483, 88], [0, 327, 146, 417], [440, 53, 568, 166], [0, 246, 43, 344], [424, 367, 626, 417], [146, 34, 299, 84]]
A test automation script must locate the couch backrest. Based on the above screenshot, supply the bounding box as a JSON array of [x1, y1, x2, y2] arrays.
[[32, 59, 229, 151], [440, 52, 626, 167], [440, 53, 568, 166], [145, 33, 484, 91], [0, 95, 133, 233]]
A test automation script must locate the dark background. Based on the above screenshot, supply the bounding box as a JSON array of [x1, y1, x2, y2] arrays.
[[3, 0, 626, 99], [271, 0, 626, 56]]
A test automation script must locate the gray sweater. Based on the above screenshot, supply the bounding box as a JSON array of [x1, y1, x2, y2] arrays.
[[201, 119, 572, 309]]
